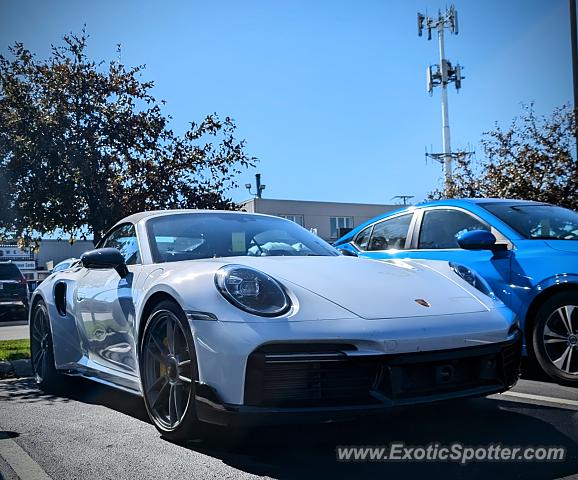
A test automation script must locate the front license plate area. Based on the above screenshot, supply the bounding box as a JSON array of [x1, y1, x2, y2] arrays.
[[388, 354, 498, 399]]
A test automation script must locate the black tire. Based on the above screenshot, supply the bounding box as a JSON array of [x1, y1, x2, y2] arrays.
[[139, 300, 201, 443], [30, 300, 65, 392], [532, 291, 578, 386]]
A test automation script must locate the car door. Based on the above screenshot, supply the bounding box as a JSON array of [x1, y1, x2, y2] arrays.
[[75, 223, 141, 374], [401, 207, 513, 307]]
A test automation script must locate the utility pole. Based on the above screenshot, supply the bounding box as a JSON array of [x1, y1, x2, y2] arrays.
[[570, 0, 578, 160], [418, 6, 469, 194]]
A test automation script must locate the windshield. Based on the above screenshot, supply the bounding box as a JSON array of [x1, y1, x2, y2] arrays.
[[146, 213, 338, 263], [0, 263, 22, 280], [483, 204, 578, 240]]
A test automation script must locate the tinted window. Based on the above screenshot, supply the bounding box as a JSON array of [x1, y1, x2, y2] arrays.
[[419, 209, 488, 249], [0, 263, 22, 280], [147, 213, 338, 263], [101, 224, 140, 265], [354, 225, 373, 250], [482, 204, 578, 240], [366, 214, 412, 251]]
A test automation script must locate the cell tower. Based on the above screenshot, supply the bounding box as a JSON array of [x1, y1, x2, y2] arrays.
[[418, 6, 471, 192]]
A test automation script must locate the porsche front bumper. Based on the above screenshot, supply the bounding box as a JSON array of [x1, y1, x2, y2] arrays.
[[189, 307, 517, 405], [193, 331, 521, 427]]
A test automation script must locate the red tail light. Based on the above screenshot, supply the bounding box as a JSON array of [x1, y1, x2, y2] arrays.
[[19, 277, 27, 286]]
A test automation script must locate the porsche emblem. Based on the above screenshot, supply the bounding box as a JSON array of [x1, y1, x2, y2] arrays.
[[415, 299, 431, 308]]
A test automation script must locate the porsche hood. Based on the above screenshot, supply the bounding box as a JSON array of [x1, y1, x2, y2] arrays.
[[210, 256, 490, 319]]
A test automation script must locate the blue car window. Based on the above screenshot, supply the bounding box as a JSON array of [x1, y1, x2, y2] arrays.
[[354, 225, 373, 250], [366, 214, 412, 251], [419, 209, 488, 249], [483, 204, 578, 240]]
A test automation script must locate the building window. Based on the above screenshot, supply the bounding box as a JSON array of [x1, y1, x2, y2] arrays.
[[330, 216, 353, 239], [278, 214, 304, 227]]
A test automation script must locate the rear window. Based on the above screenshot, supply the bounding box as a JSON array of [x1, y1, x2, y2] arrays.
[[0, 263, 22, 280]]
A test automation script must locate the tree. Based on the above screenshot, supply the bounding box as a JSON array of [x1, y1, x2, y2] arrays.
[[0, 31, 255, 244], [429, 104, 578, 211]]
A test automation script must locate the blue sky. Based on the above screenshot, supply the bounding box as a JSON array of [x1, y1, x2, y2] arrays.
[[1, 0, 573, 205]]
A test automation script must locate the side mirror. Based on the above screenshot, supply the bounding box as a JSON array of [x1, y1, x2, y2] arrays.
[[81, 248, 129, 278], [338, 246, 358, 257], [457, 230, 504, 252]]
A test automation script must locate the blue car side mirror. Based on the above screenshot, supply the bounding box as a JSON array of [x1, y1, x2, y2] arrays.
[[457, 230, 503, 252], [338, 246, 358, 257]]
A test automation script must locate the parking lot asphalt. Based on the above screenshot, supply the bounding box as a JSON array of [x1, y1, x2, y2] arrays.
[[0, 373, 577, 480], [0, 321, 28, 341]]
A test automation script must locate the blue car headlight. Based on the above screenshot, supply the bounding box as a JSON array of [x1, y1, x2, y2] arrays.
[[449, 262, 497, 300], [215, 265, 291, 317]]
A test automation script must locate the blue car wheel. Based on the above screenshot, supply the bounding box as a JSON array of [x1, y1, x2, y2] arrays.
[[532, 291, 578, 385]]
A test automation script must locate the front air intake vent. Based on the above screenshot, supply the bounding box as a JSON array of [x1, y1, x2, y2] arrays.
[[54, 282, 67, 316]]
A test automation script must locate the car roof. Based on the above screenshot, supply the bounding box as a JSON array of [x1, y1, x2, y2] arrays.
[[335, 197, 551, 244], [0, 261, 22, 272], [116, 209, 280, 227], [415, 198, 550, 208]]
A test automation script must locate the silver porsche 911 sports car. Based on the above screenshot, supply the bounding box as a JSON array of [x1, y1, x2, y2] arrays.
[[31, 210, 521, 441]]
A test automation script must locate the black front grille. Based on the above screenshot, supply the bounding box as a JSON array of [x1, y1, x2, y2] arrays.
[[245, 344, 380, 407], [244, 337, 522, 408]]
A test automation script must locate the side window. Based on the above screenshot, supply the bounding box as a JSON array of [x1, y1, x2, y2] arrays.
[[367, 214, 412, 251], [101, 224, 141, 265], [418, 209, 489, 249], [354, 225, 373, 250]]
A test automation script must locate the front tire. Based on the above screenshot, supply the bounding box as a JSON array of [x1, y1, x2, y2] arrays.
[[30, 300, 64, 392], [140, 300, 200, 443], [532, 291, 578, 386]]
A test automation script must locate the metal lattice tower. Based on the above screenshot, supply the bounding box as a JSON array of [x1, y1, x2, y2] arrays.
[[418, 6, 470, 192]]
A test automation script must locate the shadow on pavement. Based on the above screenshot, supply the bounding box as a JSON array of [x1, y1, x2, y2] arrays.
[[0, 377, 148, 421], [0, 377, 70, 405], [190, 399, 578, 480], [521, 358, 558, 383], [2, 377, 577, 480]]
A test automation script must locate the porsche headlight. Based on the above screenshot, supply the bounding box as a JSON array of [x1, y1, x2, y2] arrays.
[[215, 265, 291, 317], [449, 262, 496, 299]]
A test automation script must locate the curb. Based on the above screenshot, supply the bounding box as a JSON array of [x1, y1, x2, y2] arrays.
[[0, 359, 32, 379]]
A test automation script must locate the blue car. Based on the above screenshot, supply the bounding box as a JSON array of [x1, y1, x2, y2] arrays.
[[334, 199, 578, 385]]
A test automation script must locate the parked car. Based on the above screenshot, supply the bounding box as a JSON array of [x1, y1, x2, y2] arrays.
[[51, 258, 79, 273], [0, 261, 29, 321], [334, 198, 578, 385], [31, 210, 520, 441]]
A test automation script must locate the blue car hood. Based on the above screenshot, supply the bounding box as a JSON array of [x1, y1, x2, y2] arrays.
[[545, 240, 578, 254]]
